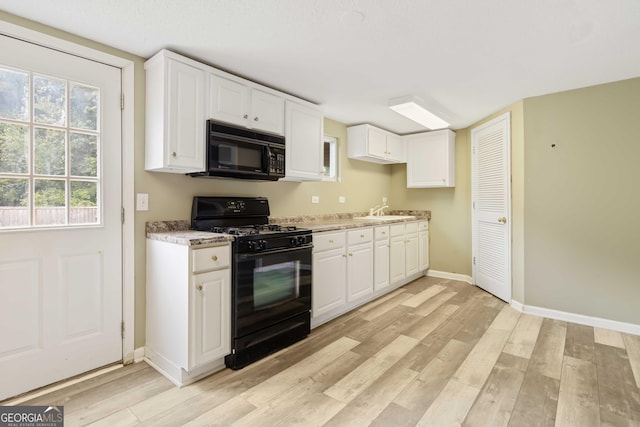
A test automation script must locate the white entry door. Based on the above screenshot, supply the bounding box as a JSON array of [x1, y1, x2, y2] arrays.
[[0, 35, 122, 400], [471, 113, 511, 302]]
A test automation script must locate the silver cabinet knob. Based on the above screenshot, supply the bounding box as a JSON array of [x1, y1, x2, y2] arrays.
[[171, 152, 177, 157], [211, 255, 218, 261], [196, 285, 203, 291], [243, 114, 248, 119], [498, 217, 507, 224], [254, 116, 259, 121]]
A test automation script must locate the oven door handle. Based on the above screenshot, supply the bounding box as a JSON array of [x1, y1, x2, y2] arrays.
[[236, 245, 312, 260]]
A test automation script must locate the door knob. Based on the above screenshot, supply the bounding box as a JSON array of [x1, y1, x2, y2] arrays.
[[498, 217, 507, 224]]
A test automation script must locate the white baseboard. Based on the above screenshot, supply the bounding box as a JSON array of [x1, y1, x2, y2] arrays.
[[133, 347, 145, 363], [427, 270, 473, 284], [511, 299, 640, 336], [431, 272, 640, 336]]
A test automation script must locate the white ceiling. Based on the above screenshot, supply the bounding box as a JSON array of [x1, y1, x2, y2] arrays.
[[2, 0, 640, 134]]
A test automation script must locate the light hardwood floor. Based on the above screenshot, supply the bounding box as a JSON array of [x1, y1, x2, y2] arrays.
[[8, 276, 640, 426]]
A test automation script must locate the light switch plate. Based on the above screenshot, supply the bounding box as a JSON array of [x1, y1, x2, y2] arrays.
[[311, 196, 320, 204], [339, 196, 346, 203], [136, 193, 149, 211]]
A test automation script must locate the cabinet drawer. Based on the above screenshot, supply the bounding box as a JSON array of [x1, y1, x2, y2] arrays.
[[192, 245, 230, 273], [405, 222, 419, 233], [375, 226, 390, 240], [314, 232, 346, 252], [390, 224, 405, 237], [348, 228, 373, 245], [419, 221, 429, 231]]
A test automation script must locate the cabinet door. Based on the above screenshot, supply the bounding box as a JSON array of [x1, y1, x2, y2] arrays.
[[166, 59, 206, 171], [347, 243, 373, 302], [251, 89, 285, 135], [374, 238, 390, 291], [312, 248, 347, 318], [190, 269, 230, 370], [385, 133, 404, 162], [419, 230, 429, 271], [389, 236, 406, 284], [406, 130, 456, 188], [208, 74, 249, 128], [284, 101, 323, 181], [367, 126, 388, 158], [405, 232, 420, 276]]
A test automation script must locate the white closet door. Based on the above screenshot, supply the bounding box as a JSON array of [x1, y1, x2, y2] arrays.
[[472, 113, 511, 302]]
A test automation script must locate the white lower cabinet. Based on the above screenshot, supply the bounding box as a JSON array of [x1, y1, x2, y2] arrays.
[[374, 226, 391, 291], [405, 222, 420, 277], [191, 268, 230, 369], [389, 224, 407, 284], [419, 221, 430, 270], [346, 228, 374, 301], [312, 232, 347, 318], [146, 240, 231, 386], [312, 220, 429, 327], [312, 228, 374, 319]]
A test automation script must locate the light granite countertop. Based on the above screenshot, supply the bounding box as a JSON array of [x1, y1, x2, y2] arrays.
[[146, 220, 234, 247], [146, 210, 430, 246]]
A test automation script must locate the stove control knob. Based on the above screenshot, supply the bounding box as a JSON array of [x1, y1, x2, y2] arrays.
[[258, 240, 267, 251], [297, 236, 307, 245], [246, 241, 256, 252], [290, 237, 300, 247]]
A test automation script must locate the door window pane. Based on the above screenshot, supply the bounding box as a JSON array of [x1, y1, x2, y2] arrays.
[[0, 64, 101, 229], [70, 84, 99, 131], [0, 178, 29, 227], [0, 68, 29, 121], [34, 179, 66, 226], [70, 133, 97, 177], [0, 122, 29, 173], [33, 75, 66, 126], [70, 181, 98, 224], [34, 127, 66, 175]]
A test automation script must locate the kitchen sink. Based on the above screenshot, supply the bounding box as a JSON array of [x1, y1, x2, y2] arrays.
[[353, 215, 416, 221]]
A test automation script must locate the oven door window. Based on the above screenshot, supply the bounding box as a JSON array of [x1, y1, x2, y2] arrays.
[[254, 260, 299, 309], [234, 247, 312, 338]]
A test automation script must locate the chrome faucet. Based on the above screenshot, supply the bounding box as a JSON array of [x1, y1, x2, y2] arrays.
[[369, 197, 389, 216], [369, 204, 389, 216]]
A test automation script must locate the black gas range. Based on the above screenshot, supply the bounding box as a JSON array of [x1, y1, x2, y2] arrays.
[[191, 196, 312, 369]]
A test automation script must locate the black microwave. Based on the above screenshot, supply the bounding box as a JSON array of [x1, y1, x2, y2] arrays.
[[189, 120, 285, 181]]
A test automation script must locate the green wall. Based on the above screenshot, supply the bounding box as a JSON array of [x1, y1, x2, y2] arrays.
[[523, 77, 640, 324]]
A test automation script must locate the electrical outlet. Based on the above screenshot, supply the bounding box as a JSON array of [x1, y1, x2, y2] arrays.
[[136, 193, 149, 211], [338, 196, 346, 204], [311, 196, 320, 204], [382, 196, 388, 205]]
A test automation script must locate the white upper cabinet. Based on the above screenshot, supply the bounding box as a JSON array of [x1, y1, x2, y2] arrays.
[[145, 49, 320, 174], [208, 75, 249, 128], [209, 74, 284, 135], [145, 51, 207, 173], [283, 100, 324, 181], [404, 129, 456, 188], [250, 89, 285, 135], [347, 124, 405, 164]]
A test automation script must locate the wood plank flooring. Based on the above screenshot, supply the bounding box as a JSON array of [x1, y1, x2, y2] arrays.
[[7, 276, 640, 426]]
